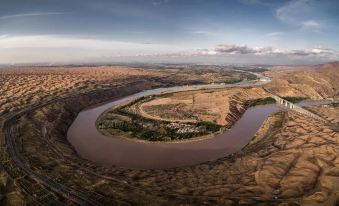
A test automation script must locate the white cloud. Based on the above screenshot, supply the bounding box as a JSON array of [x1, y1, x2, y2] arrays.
[[239, 0, 273, 7], [214, 44, 255, 54], [193, 44, 339, 60], [276, 0, 312, 23], [0, 12, 64, 20], [276, 0, 325, 31], [129, 44, 339, 65], [301, 20, 321, 29], [265, 32, 283, 37], [197, 49, 218, 55], [207, 44, 276, 55], [0, 35, 170, 50], [152, 0, 169, 6], [191, 30, 218, 36], [0, 34, 9, 39], [0, 35, 181, 63]]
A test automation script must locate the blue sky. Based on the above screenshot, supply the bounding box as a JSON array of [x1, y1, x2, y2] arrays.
[[0, 0, 338, 64]]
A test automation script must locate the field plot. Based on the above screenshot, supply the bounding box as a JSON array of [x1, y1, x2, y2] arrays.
[[139, 87, 270, 125]]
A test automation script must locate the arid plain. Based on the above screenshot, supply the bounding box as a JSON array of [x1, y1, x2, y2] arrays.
[[0, 63, 338, 206]]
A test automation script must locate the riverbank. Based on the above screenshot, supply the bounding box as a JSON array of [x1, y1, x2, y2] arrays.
[[68, 78, 284, 169], [96, 87, 276, 142]]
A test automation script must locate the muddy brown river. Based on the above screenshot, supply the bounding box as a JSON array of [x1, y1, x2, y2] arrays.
[[67, 82, 331, 169]]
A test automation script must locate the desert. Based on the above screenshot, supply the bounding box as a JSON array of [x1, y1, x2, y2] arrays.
[[0, 62, 338, 205]]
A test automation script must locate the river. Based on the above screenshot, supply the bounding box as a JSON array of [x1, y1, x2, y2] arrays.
[[67, 79, 331, 169]]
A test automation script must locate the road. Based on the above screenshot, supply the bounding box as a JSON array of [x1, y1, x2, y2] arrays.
[[1, 79, 158, 205], [0, 84, 140, 205], [1, 72, 303, 205]]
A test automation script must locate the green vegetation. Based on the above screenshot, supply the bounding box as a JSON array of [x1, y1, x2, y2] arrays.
[[197, 121, 223, 132], [248, 68, 268, 73], [331, 102, 339, 107], [217, 72, 258, 84], [98, 97, 224, 141], [240, 72, 258, 81], [99, 117, 208, 141], [190, 69, 259, 84], [221, 78, 243, 84], [282, 96, 308, 103], [232, 67, 268, 73], [271, 111, 286, 130], [245, 97, 276, 108], [192, 69, 219, 75]]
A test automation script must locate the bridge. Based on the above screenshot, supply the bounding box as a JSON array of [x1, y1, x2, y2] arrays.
[[271, 95, 328, 122]]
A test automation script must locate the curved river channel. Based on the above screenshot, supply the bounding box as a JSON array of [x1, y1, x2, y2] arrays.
[[67, 81, 331, 169]]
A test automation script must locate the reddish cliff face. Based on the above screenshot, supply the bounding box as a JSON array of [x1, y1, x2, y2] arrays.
[[225, 96, 246, 126]]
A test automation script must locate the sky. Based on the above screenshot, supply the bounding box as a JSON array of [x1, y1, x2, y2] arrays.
[[0, 0, 339, 65]]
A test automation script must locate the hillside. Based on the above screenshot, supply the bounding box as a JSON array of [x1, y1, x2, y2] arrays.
[[264, 62, 339, 99]]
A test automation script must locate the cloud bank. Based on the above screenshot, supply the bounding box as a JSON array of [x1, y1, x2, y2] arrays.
[[0, 12, 64, 20], [195, 44, 339, 60], [0, 35, 338, 65], [0, 35, 181, 63], [167, 44, 336, 65]]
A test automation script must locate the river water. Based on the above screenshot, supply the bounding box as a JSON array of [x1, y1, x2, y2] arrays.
[[67, 83, 331, 169]]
